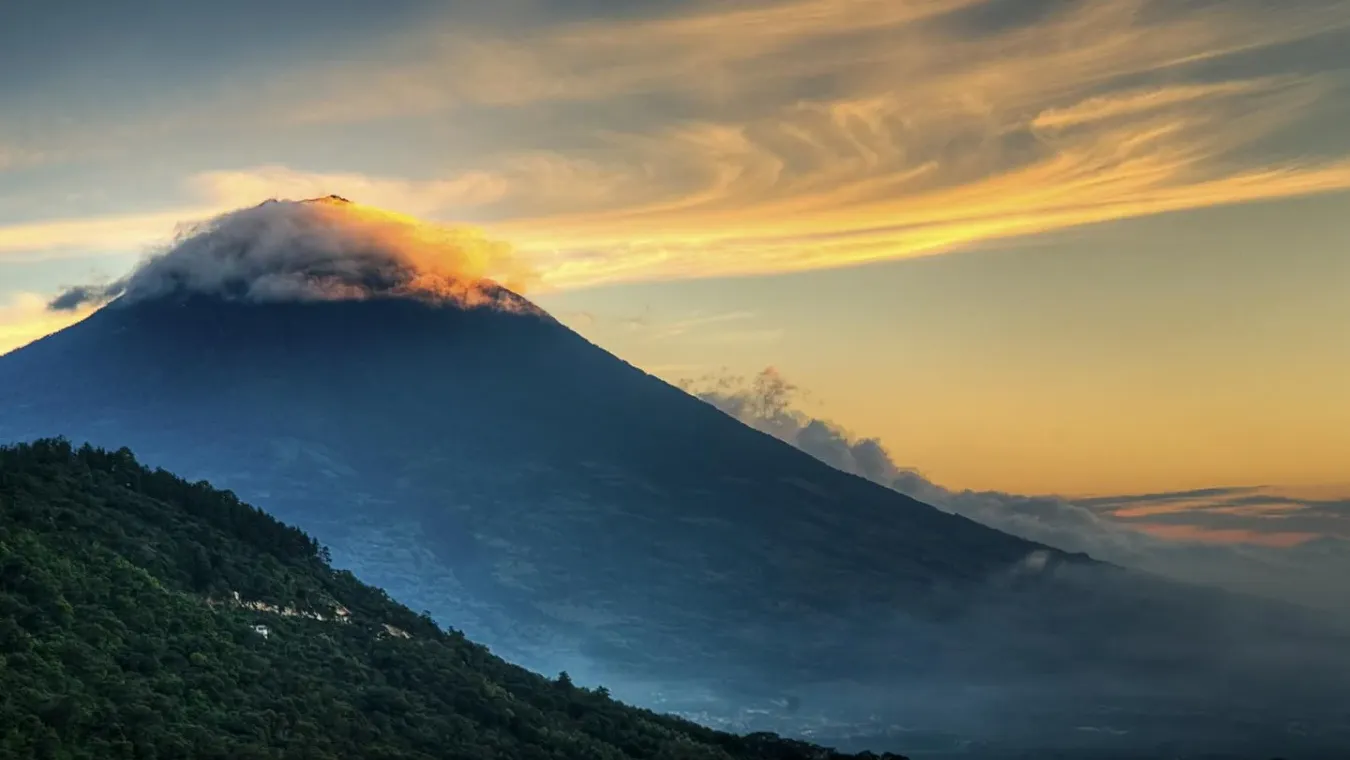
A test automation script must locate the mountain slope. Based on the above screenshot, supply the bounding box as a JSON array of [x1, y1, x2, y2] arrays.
[[0, 438, 905, 760], [0, 294, 1064, 678], [5, 294, 1350, 756]]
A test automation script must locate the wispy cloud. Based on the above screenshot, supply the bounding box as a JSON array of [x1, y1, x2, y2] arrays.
[[276, 0, 990, 118], [0, 207, 220, 259], [1081, 486, 1350, 529], [1132, 523, 1321, 548], [1075, 486, 1267, 509], [257, 0, 1350, 292], [1027, 80, 1282, 131], [681, 366, 1350, 611], [4, 0, 1350, 291]]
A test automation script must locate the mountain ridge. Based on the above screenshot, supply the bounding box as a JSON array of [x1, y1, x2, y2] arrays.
[[5, 291, 1350, 756], [0, 436, 911, 759]]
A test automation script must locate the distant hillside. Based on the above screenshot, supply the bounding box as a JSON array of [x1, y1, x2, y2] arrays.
[[0, 438, 905, 760]]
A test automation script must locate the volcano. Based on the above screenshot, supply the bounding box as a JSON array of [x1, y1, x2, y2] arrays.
[[3, 200, 1348, 757]]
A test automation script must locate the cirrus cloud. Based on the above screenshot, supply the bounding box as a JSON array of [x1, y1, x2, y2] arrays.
[[3, 0, 1350, 292]]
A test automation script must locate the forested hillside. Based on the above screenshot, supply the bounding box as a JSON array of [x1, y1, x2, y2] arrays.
[[0, 439, 906, 760]]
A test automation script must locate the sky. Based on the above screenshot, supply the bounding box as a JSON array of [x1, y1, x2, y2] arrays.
[[2, 0, 1348, 551]]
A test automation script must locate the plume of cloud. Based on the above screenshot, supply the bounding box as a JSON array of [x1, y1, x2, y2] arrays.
[[46, 286, 109, 312], [48, 196, 537, 313], [682, 368, 1350, 613]]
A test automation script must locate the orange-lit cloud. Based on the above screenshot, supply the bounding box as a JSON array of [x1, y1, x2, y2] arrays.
[[47, 198, 535, 312], [0, 207, 221, 258], [3, 0, 1350, 290], [278, 0, 991, 119], [208, 3, 1350, 288], [1111, 501, 1308, 520], [175, 77, 1350, 293], [276, 0, 1349, 117], [1131, 523, 1320, 548]]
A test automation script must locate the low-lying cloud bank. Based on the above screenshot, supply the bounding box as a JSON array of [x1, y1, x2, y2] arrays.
[[48, 196, 536, 312], [682, 368, 1350, 614]]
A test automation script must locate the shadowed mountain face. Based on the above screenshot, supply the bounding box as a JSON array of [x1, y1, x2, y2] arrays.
[[3, 293, 1349, 757]]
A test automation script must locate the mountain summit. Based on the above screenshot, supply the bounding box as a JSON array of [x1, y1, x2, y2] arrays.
[[45, 197, 533, 313], [5, 200, 1349, 756], [303, 193, 354, 205]]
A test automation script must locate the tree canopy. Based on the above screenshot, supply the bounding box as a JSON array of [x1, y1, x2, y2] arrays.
[[0, 438, 907, 760]]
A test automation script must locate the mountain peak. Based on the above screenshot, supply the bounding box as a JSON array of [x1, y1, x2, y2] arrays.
[[8, 248, 1350, 755], [47, 198, 535, 314], [300, 193, 353, 205]]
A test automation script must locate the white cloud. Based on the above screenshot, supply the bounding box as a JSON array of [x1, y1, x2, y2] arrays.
[[683, 367, 1350, 613], [4, 1, 1350, 292]]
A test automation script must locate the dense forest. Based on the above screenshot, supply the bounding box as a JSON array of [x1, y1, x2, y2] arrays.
[[0, 439, 908, 760]]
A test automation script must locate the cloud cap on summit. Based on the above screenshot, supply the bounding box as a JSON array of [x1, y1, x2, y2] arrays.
[[49, 197, 535, 312]]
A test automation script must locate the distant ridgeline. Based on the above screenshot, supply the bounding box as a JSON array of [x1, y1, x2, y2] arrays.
[[0, 439, 907, 760]]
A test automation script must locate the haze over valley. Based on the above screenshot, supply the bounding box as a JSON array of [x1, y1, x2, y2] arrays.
[[3, 2, 1350, 757]]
